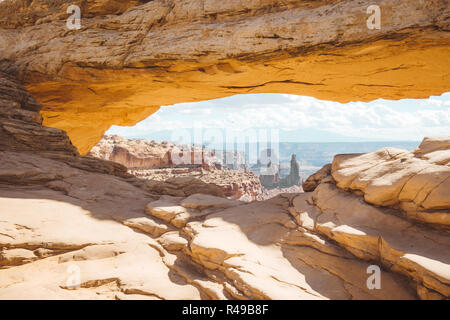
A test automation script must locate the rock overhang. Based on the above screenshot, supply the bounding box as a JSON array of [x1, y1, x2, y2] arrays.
[[0, 0, 449, 154]]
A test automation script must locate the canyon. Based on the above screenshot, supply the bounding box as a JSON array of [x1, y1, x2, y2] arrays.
[[0, 0, 449, 300], [89, 134, 265, 201]]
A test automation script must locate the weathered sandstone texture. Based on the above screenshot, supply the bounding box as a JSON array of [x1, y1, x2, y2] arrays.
[[0, 71, 132, 178], [1, 72, 449, 300], [303, 140, 450, 230], [330, 139, 450, 229], [89, 135, 176, 169], [0, 1, 449, 300], [302, 164, 332, 192], [89, 134, 264, 201], [0, 0, 449, 153], [89, 134, 225, 170], [136, 169, 264, 201]]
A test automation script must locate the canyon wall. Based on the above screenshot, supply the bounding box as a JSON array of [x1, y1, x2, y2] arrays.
[[0, 0, 449, 153], [89, 135, 265, 201], [0, 70, 131, 178], [89, 135, 177, 168], [89, 134, 224, 169]]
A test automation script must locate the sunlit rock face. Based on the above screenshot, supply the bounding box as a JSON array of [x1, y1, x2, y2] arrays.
[[0, 71, 134, 179], [304, 140, 450, 230], [89, 135, 175, 168], [89, 135, 265, 201], [0, 0, 449, 153], [1, 71, 449, 300], [331, 139, 450, 227]]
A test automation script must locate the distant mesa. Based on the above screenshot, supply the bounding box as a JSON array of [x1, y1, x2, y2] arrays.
[[89, 135, 264, 201]]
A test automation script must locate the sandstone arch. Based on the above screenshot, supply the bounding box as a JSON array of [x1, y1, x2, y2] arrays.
[[1, 0, 449, 154], [1, 1, 450, 301]]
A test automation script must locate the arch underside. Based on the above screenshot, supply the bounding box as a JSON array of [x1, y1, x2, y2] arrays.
[[1, 0, 449, 153]]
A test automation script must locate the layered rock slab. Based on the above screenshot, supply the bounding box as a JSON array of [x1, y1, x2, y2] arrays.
[[330, 137, 450, 228], [0, 70, 205, 299], [2, 150, 416, 299], [291, 137, 450, 299], [1, 147, 447, 299], [146, 193, 416, 300], [293, 184, 450, 298]]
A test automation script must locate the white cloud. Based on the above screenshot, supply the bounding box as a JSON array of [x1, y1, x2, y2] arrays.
[[108, 93, 450, 141], [179, 108, 212, 115], [423, 99, 450, 107]]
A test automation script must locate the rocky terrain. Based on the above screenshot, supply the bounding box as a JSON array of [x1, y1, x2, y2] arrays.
[[89, 135, 176, 169], [89, 134, 224, 170], [1, 70, 449, 300], [133, 168, 264, 202], [89, 134, 264, 201], [0, 0, 449, 153], [261, 185, 304, 200], [303, 140, 450, 230], [0, 0, 449, 300]]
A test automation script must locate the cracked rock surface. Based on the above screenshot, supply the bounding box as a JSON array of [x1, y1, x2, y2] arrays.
[[330, 140, 450, 228]]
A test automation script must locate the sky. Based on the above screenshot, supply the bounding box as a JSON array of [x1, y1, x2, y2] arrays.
[[107, 92, 450, 144]]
